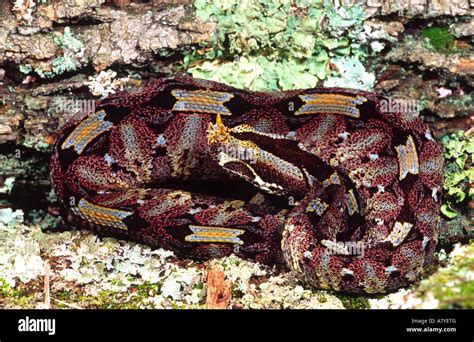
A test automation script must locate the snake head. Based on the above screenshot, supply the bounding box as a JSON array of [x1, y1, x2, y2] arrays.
[[206, 114, 310, 198], [206, 114, 261, 179]]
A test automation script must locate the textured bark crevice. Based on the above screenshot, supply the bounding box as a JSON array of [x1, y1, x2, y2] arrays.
[[0, 0, 214, 145]]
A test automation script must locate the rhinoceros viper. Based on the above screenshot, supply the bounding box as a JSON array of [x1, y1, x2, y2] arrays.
[[50, 76, 444, 293]]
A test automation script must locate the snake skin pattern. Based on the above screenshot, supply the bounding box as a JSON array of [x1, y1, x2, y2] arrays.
[[50, 76, 444, 293]]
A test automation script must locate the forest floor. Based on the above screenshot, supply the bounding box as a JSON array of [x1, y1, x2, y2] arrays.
[[1, 209, 473, 309]]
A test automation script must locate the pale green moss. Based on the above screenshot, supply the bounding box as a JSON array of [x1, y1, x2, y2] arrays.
[[338, 294, 371, 309], [0, 278, 37, 308], [0, 278, 23, 299], [417, 242, 474, 309]]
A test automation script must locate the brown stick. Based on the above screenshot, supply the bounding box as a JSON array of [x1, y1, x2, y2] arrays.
[[205, 264, 232, 309], [44, 261, 50, 309], [52, 298, 84, 310]]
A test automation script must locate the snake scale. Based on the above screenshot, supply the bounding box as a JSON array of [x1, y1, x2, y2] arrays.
[[50, 76, 444, 293]]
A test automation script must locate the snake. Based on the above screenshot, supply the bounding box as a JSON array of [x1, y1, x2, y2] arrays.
[[50, 76, 444, 293]]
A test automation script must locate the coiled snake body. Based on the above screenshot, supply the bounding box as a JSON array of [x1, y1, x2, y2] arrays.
[[51, 76, 444, 293]]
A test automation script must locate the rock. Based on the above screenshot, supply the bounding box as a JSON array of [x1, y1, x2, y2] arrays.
[[3, 33, 58, 62]]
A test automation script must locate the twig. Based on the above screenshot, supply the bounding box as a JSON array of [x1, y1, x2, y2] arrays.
[[52, 298, 84, 310], [44, 261, 50, 309]]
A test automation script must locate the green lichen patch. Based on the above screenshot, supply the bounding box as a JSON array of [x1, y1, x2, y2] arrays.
[[440, 130, 473, 219], [19, 64, 33, 75], [323, 56, 375, 90], [0, 150, 49, 180], [27, 210, 62, 231], [439, 215, 472, 246], [22, 27, 85, 79], [0, 177, 15, 194], [187, 0, 377, 91], [22, 136, 51, 153]]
